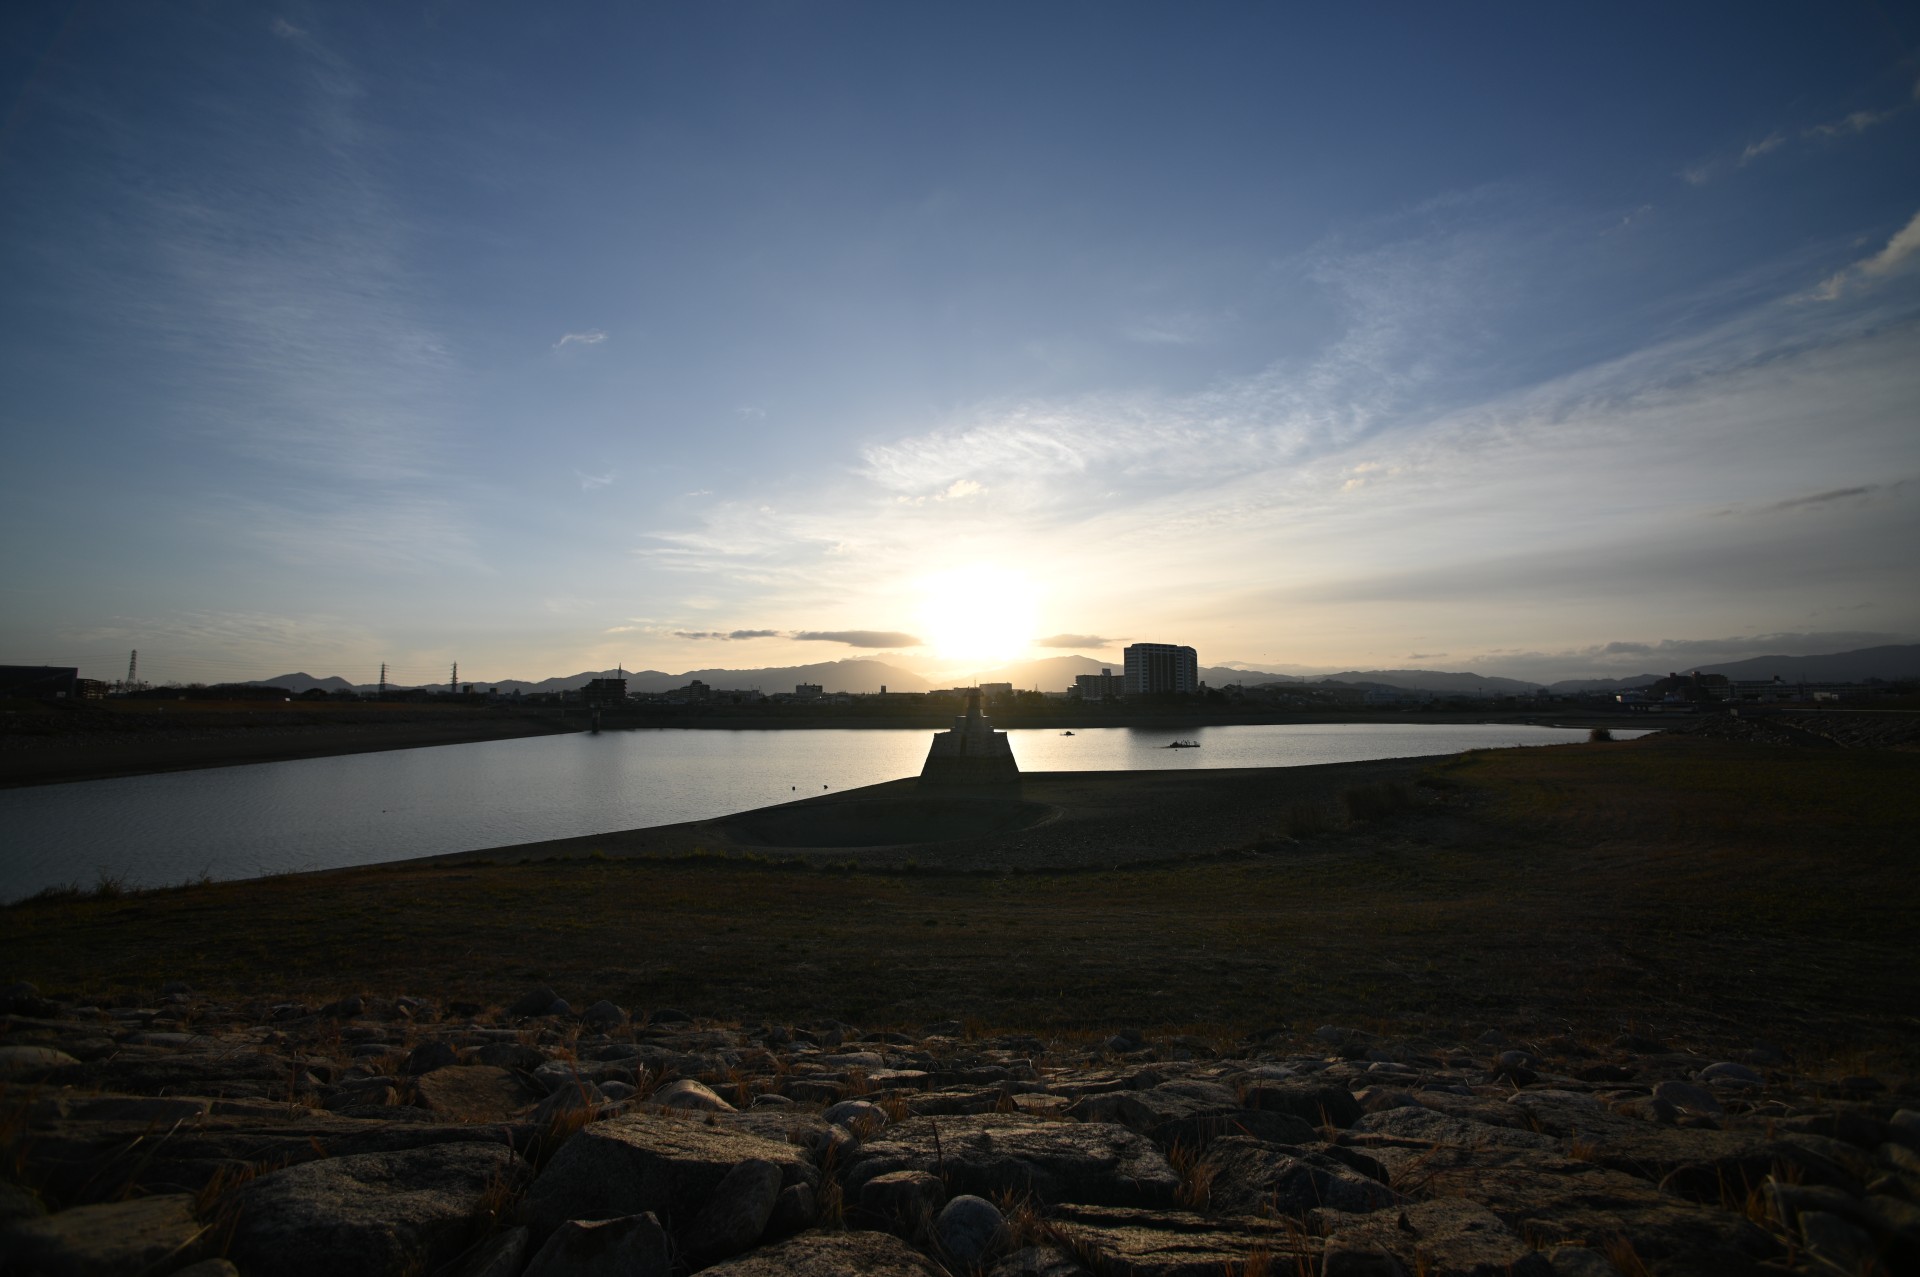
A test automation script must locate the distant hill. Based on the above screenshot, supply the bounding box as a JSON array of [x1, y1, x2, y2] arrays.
[[664, 659, 931, 694], [1316, 669, 1542, 696], [463, 660, 932, 696], [1203, 666, 1303, 686], [969, 655, 1112, 692], [1546, 675, 1660, 694], [246, 659, 930, 696], [242, 643, 1920, 701], [1690, 645, 1920, 682], [254, 673, 362, 694]]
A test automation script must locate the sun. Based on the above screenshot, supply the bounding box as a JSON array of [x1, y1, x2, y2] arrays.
[[915, 564, 1039, 669]]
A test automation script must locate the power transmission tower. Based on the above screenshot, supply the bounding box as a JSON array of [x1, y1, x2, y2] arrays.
[[450, 662, 458, 695], [379, 663, 388, 698], [127, 650, 138, 687]]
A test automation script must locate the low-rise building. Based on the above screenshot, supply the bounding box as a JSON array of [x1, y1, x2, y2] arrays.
[[1071, 668, 1123, 700], [0, 666, 80, 700]]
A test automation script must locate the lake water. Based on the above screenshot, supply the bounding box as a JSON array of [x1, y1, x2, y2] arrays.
[[0, 721, 1644, 901]]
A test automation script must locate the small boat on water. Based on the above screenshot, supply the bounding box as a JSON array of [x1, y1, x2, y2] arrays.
[[1166, 739, 1200, 749], [1060, 730, 1075, 736]]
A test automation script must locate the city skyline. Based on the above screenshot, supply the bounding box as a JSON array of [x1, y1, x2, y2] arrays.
[[4, 5, 1918, 688]]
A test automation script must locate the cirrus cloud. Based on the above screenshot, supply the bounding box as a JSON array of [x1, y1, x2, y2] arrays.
[[1814, 208, 1920, 299]]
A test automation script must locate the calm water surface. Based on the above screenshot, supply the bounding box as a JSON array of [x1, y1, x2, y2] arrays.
[[0, 722, 1645, 900]]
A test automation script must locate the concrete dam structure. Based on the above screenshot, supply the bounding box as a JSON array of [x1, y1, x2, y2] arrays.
[[919, 688, 1020, 785]]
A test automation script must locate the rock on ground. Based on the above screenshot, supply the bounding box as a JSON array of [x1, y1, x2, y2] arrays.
[[696, 1228, 950, 1275], [1316, 1198, 1542, 1277], [521, 1213, 672, 1277], [681, 1156, 785, 1264], [228, 1141, 522, 1277], [934, 1193, 1006, 1267], [0, 1193, 205, 1277], [1044, 1203, 1317, 1276], [518, 1110, 817, 1235], [412, 1064, 539, 1123], [844, 1114, 1180, 1208], [1200, 1137, 1405, 1218]]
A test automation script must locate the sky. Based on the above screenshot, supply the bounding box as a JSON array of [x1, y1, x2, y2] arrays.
[[3, 1, 1917, 687]]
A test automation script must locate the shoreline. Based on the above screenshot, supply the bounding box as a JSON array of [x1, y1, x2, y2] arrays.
[[0, 707, 1674, 790], [0, 712, 579, 790]]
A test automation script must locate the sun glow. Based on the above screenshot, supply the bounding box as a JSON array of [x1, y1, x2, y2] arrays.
[[915, 564, 1039, 668]]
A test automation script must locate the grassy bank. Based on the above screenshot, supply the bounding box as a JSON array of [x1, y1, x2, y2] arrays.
[[5, 736, 1916, 1069]]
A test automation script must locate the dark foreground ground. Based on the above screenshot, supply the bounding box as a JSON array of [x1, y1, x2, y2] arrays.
[[3, 735, 1918, 1275]]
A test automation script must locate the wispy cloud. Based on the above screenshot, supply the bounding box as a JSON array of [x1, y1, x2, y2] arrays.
[[631, 187, 1920, 673], [553, 329, 607, 351], [1683, 94, 1910, 184], [792, 630, 923, 649], [61, 608, 385, 684], [1122, 311, 1217, 346], [10, 12, 485, 575], [575, 469, 616, 490], [896, 477, 987, 505], [1764, 485, 1875, 511], [1814, 208, 1920, 299]]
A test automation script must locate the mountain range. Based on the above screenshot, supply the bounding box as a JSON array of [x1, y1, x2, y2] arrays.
[[246, 643, 1920, 699]]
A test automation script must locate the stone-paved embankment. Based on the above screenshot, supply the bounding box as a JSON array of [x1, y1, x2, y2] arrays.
[[3, 982, 1917, 1276]]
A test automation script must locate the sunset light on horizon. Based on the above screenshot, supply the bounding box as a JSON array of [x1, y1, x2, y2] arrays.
[[2, 4, 1916, 688]]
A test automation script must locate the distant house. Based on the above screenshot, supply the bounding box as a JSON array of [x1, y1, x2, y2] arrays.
[[794, 683, 823, 700]]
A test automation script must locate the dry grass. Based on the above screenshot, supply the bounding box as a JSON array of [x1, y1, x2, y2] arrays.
[[1341, 781, 1418, 824], [1601, 1235, 1655, 1277], [1167, 1141, 1215, 1211], [4, 738, 1917, 1063]]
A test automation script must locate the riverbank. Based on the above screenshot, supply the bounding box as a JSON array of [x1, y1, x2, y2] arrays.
[[4, 735, 1917, 1275], [0, 695, 1683, 789], [7, 735, 1915, 1053], [593, 708, 1677, 732], [430, 755, 1447, 873], [0, 701, 578, 788]]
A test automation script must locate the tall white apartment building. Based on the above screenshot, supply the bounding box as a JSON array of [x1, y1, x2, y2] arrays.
[[1123, 643, 1199, 695]]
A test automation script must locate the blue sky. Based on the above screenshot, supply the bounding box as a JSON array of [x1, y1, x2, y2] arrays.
[[3, 2, 1917, 685]]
